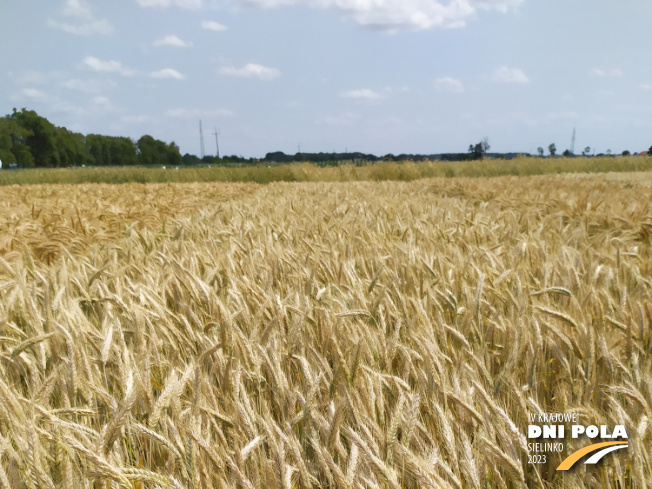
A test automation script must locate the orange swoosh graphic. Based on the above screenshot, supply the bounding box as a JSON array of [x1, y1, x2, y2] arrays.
[[556, 441, 628, 471]]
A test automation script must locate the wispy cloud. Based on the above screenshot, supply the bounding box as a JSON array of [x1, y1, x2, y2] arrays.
[[434, 76, 464, 93], [154, 34, 193, 47], [150, 68, 186, 80], [490, 66, 529, 83], [83, 56, 135, 76], [591, 68, 623, 77], [61, 78, 117, 93], [61, 0, 92, 18], [473, 0, 523, 12], [48, 19, 113, 35], [232, 0, 523, 32], [135, 0, 202, 8], [22, 88, 48, 101], [219, 63, 281, 80], [92, 96, 112, 107], [48, 0, 113, 35], [340, 88, 383, 100], [201, 20, 227, 31]]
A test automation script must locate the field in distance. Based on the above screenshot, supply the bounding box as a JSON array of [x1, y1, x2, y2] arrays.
[[2, 155, 652, 185], [0, 174, 650, 487]]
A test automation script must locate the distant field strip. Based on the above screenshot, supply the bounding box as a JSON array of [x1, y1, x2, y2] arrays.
[[0, 174, 650, 487], [2, 155, 652, 185]]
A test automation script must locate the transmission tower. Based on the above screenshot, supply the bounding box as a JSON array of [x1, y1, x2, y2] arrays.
[[570, 127, 576, 155], [199, 120, 205, 158], [212, 128, 220, 158]]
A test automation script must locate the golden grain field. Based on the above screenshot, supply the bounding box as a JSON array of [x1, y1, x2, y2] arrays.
[[0, 174, 651, 488]]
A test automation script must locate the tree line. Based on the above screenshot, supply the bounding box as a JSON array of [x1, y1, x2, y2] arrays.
[[0, 108, 181, 168], [7, 109, 635, 169]]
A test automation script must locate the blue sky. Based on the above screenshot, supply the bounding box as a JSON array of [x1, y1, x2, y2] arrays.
[[2, 0, 652, 157]]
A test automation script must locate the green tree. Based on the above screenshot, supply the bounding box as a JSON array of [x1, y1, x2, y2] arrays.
[[86, 135, 137, 166], [548, 143, 557, 157], [137, 135, 175, 166], [10, 108, 60, 167], [182, 153, 201, 165], [86, 134, 109, 166], [0, 116, 35, 167], [166, 142, 182, 166], [537, 147, 544, 157], [56, 127, 92, 167], [469, 137, 490, 160], [108, 137, 138, 166], [0, 118, 13, 163]]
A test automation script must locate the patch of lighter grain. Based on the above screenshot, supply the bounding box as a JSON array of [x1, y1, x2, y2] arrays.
[[149, 369, 180, 428], [346, 443, 359, 486], [100, 321, 113, 365], [241, 435, 265, 461], [637, 415, 648, 439]]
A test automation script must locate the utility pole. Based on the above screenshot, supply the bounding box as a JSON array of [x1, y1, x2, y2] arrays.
[[570, 127, 576, 155], [199, 120, 205, 158], [212, 128, 220, 159]]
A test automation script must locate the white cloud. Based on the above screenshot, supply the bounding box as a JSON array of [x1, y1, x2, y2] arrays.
[[434, 76, 464, 93], [92, 96, 111, 106], [219, 63, 281, 80], [62, 0, 92, 19], [48, 18, 113, 35], [48, 0, 113, 35], [166, 108, 235, 118], [234, 0, 523, 32], [591, 68, 623, 77], [340, 88, 383, 100], [135, 0, 202, 8], [154, 34, 193, 47], [491, 66, 529, 83], [473, 0, 523, 12], [22, 88, 48, 100], [640, 84, 652, 91], [202, 20, 228, 31], [83, 56, 134, 76], [150, 68, 186, 80]]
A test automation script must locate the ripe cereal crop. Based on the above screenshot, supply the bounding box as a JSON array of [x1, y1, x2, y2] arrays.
[[0, 174, 651, 487]]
